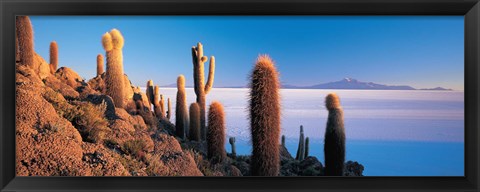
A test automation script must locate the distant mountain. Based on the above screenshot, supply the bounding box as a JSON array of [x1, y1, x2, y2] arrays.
[[161, 83, 193, 88], [419, 87, 453, 91], [303, 78, 416, 90], [162, 78, 452, 90]]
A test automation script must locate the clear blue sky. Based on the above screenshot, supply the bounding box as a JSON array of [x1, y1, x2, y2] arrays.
[[30, 16, 464, 90]]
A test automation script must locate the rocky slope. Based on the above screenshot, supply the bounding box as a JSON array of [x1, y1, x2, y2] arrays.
[[16, 54, 364, 177]]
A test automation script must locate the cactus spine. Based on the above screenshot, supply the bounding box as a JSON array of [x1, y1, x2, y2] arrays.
[[295, 125, 305, 161], [49, 41, 58, 74], [175, 75, 188, 139], [305, 137, 310, 159], [97, 54, 104, 76], [189, 103, 201, 141], [324, 93, 346, 176], [249, 55, 281, 176], [166, 98, 171, 120], [207, 101, 226, 163], [191, 42, 215, 140], [102, 29, 125, 108], [229, 137, 236, 158], [281, 135, 286, 147], [16, 16, 36, 71], [146, 80, 154, 107]]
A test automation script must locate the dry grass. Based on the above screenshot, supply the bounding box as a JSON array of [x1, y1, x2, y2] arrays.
[[122, 139, 147, 161]]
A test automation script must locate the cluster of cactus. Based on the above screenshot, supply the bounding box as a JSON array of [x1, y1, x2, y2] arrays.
[[191, 42, 215, 141], [207, 101, 226, 163], [249, 55, 281, 176], [324, 93, 346, 176], [229, 137, 236, 158], [102, 29, 126, 108], [295, 125, 306, 161], [16, 16, 36, 72], [49, 41, 58, 74], [188, 102, 200, 141], [175, 75, 188, 139]]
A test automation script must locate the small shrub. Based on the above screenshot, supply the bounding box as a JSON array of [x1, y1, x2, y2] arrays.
[[75, 101, 109, 143], [122, 139, 147, 161]]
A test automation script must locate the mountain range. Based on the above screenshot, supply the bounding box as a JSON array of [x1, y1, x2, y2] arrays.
[[162, 78, 452, 91]]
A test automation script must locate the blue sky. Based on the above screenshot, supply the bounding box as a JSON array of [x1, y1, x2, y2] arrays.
[[30, 16, 464, 90]]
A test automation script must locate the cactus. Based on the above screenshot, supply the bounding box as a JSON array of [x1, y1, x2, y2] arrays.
[[146, 80, 154, 107], [324, 93, 346, 176], [191, 42, 215, 140], [189, 103, 201, 141], [175, 75, 188, 139], [16, 16, 36, 71], [207, 101, 226, 163], [249, 55, 281, 176], [102, 29, 125, 108], [160, 95, 165, 118], [295, 125, 305, 161], [305, 137, 310, 159], [229, 137, 236, 158], [166, 98, 171, 120], [281, 135, 286, 147], [153, 85, 163, 118], [96, 54, 104, 76], [49, 41, 58, 74]]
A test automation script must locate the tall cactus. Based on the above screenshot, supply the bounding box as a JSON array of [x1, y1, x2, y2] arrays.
[[146, 80, 154, 107], [166, 98, 171, 120], [304, 137, 310, 159], [160, 95, 165, 118], [295, 125, 305, 161], [207, 101, 226, 163], [249, 55, 281, 176], [96, 54, 104, 76], [153, 85, 163, 118], [324, 93, 346, 176], [16, 16, 36, 71], [102, 29, 125, 108], [229, 137, 236, 158], [191, 42, 215, 140], [49, 41, 58, 74], [189, 103, 201, 141], [281, 135, 286, 147], [175, 75, 188, 139]]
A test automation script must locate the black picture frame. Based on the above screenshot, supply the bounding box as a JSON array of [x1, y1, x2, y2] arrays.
[[1, 0, 479, 191]]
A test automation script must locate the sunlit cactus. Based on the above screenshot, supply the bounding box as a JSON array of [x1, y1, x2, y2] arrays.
[[153, 85, 163, 118], [160, 95, 165, 118], [175, 75, 188, 139], [229, 137, 236, 158], [102, 29, 125, 108], [189, 102, 201, 141], [324, 93, 346, 176], [96, 54, 104, 76], [207, 101, 226, 163], [295, 125, 305, 161], [249, 55, 281, 176], [191, 42, 216, 140], [49, 41, 58, 74], [166, 98, 171, 120], [16, 16, 36, 71]]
